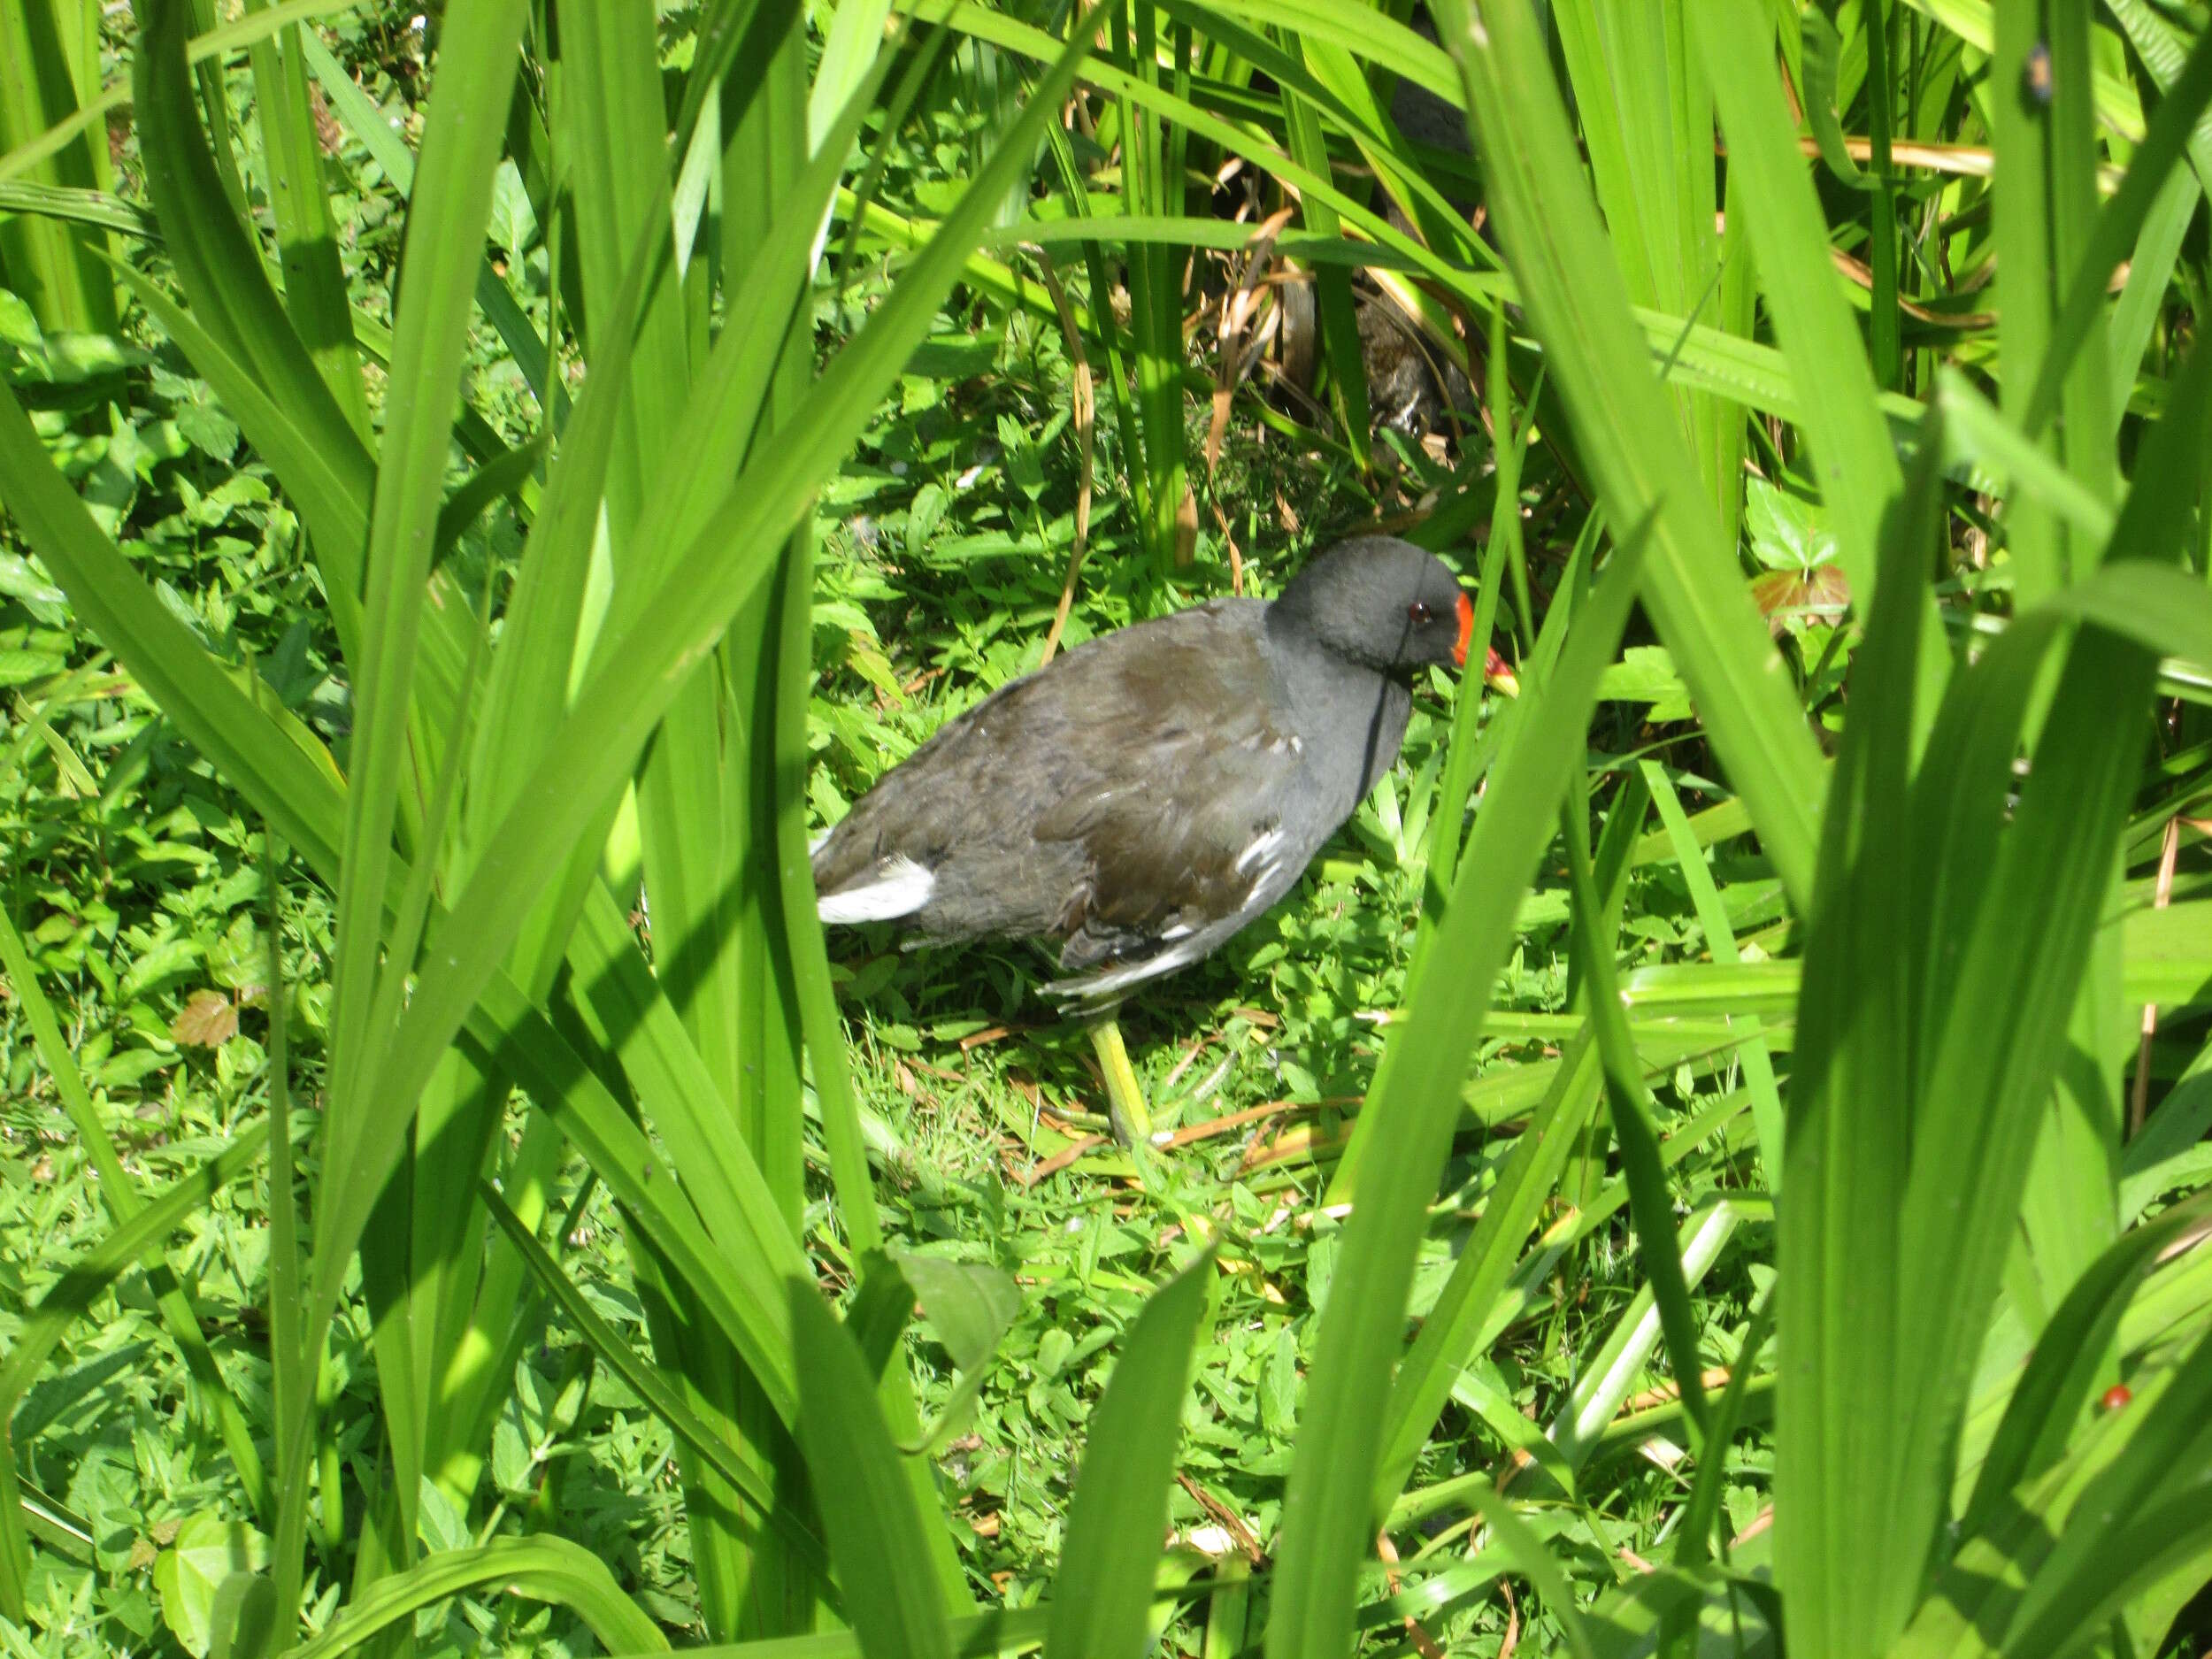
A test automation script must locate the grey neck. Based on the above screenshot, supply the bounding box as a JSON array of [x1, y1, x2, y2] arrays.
[[1261, 618, 1414, 804]]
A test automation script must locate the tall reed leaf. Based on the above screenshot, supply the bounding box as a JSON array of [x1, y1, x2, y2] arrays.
[[1431, 0, 1827, 910], [1267, 518, 1650, 1659]]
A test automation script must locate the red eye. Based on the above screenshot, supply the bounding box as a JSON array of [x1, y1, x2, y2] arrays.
[[1408, 601, 1432, 622]]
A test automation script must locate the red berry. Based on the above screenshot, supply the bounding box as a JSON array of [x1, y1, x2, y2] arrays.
[[2101, 1384, 2131, 1412]]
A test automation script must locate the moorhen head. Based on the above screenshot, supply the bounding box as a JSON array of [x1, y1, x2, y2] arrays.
[[813, 536, 1512, 1002]]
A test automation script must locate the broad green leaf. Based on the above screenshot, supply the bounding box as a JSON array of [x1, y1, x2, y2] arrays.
[[275, 1538, 667, 1659], [153, 1515, 268, 1659], [790, 1283, 954, 1659], [1044, 1254, 1212, 1659]]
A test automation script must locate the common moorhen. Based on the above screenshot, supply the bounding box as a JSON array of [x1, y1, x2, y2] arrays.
[[812, 535, 1513, 1140]]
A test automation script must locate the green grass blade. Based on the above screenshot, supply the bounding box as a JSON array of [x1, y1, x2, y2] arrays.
[[2105, 0, 2212, 195], [1774, 400, 1948, 1658], [1563, 777, 1710, 1441], [296, 27, 558, 418], [0, 899, 270, 1514], [1265, 514, 1652, 1659], [1432, 0, 1828, 911], [258, 827, 311, 1575], [1043, 1255, 1212, 1659], [0, 1122, 273, 1619], [0, 0, 355, 188], [557, 0, 692, 541], [1897, 1324, 2212, 1659], [274, 1537, 668, 1659], [480, 1182, 818, 1560], [242, 3, 367, 434], [1989, 0, 2109, 604], [1118, 0, 1193, 571], [1886, 565, 2200, 1659], [342, 28, 1097, 1306], [1641, 761, 1786, 1187], [0, 0, 118, 329], [128, 0, 364, 595], [1963, 1190, 2212, 1533], [2108, 164, 2198, 426], [1279, 81, 1371, 457], [1697, 0, 1902, 603], [1372, 1028, 1604, 1510], [311, 0, 530, 1332], [1546, 1201, 1747, 1472], [789, 1279, 955, 1659], [2021, 25, 2212, 438]]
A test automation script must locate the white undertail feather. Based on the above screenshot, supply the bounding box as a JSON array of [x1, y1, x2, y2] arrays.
[[817, 856, 935, 924]]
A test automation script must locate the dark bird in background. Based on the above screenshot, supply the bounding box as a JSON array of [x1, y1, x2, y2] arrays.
[[812, 535, 1515, 1141]]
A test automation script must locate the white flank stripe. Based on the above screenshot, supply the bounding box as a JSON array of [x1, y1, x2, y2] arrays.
[[1050, 935, 1210, 1000], [818, 856, 935, 924], [1234, 826, 1286, 874]]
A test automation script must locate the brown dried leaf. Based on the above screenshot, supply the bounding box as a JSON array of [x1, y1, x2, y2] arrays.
[[171, 989, 238, 1048]]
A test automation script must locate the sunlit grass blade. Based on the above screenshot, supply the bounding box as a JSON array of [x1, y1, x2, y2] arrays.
[[1563, 774, 1710, 1442], [1641, 761, 1786, 1186], [1870, 351, 2212, 1657], [1372, 1028, 1603, 1509], [274, 1537, 668, 1659], [338, 27, 1097, 1340], [304, 0, 527, 1454], [242, 8, 366, 433], [1550, 0, 1736, 516], [1696, 0, 1903, 603], [0, 0, 117, 330], [1043, 1253, 1211, 1659], [1896, 1321, 2212, 1659], [1266, 514, 1652, 1659], [1775, 398, 1947, 1659], [1990, 0, 2112, 608], [0, 899, 270, 1513], [0, 1123, 272, 1620], [2019, 24, 2212, 438], [1431, 0, 1827, 910], [789, 1277, 955, 1659], [1963, 1190, 2212, 1532]]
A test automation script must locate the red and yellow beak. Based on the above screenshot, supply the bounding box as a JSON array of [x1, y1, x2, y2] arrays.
[[1454, 592, 1519, 695], [1484, 645, 1519, 698]]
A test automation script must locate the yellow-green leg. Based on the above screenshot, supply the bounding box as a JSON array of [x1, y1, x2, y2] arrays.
[[1087, 1015, 1156, 1149]]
